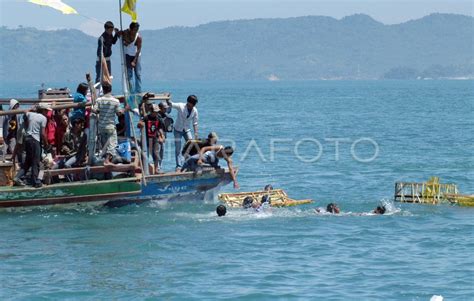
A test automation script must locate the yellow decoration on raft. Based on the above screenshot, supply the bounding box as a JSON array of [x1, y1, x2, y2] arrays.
[[218, 189, 313, 208], [121, 0, 138, 22], [28, 0, 78, 15]]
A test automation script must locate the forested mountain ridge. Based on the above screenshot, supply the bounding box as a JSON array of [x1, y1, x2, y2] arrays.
[[0, 13, 472, 82]]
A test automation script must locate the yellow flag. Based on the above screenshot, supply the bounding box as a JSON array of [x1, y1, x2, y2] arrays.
[[121, 0, 137, 22], [28, 0, 78, 15]]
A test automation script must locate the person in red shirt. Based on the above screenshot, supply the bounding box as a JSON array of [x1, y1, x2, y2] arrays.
[[45, 110, 57, 153]]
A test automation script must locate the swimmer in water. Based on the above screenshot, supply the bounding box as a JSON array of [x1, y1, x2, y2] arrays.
[[315, 203, 340, 214], [242, 196, 255, 209], [373, 205, 386, 215], [255, 195, 272, 212], [242, 196, 268, 212], [216, 204, 227, 216], [261, 184, 273, 204]]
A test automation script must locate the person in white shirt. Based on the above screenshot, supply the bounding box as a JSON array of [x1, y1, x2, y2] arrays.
[[167, 95, 199, 171], [121, 22, 142, 94]]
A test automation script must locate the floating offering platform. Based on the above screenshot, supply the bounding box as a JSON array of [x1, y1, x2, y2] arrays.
[[394, 177, 473, 207]]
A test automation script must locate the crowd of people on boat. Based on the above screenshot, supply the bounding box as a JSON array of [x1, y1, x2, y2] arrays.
[[0, 20, 240, 189], [0, 85, 239, 188]]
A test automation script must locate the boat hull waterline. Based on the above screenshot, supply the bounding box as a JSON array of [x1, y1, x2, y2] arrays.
[[0, 169, 234, 209]]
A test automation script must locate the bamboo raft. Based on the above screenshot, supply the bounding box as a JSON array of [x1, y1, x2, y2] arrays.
[[394, 177, 473, 207], [218, 189, 313, 208]]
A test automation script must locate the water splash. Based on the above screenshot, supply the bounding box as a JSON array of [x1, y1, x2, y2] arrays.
[[380, 198, 401, 214]]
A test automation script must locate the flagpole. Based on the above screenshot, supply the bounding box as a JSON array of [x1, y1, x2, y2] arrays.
[[119, 0, 127, 96], [118, 0, 148, 182], [100, 36, 104, 84], [119, 0, 123, 33]]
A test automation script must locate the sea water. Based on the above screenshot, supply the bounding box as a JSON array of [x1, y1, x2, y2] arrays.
[[0, 80, 473, 300]]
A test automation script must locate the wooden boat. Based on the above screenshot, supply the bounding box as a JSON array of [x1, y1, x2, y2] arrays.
[[0, 137, 236, 209], [218, 189, 312, 208], [0, 83, 235, 209], [0, 177, 142, 208], [0, 161, 142, 208], [0, 162, 235, 209]]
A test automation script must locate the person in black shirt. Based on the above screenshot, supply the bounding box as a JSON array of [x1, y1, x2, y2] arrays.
[[95, 21, 119, 83], [138, 104, 165, 174], [157, 101, 172, 135]]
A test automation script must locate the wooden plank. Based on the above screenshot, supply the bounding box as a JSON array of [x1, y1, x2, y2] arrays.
[[0, 102, 92, 116], [43, 163, 137, 177], [0, 93, 171, 105]]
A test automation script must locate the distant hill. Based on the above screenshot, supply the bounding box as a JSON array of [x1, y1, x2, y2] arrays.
[[0, 13, 472, 82]]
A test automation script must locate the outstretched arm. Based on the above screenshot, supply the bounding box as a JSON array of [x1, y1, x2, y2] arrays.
[[225, 157, 239, 189]]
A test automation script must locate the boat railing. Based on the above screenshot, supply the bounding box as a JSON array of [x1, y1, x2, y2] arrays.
[[42, 150, 141, 185], [0, 93, 171, 106]]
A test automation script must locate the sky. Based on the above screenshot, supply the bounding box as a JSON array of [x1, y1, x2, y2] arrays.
[[0, 0, 472, 36]]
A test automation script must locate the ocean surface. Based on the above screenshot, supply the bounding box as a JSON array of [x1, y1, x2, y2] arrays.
[[0, 80, 473, 300]]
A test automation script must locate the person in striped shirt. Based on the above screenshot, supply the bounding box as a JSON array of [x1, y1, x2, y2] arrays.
[[92, 83, 127, 165]]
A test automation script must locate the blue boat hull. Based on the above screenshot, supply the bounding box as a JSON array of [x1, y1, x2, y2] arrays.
[[104, 168, 233, 207]]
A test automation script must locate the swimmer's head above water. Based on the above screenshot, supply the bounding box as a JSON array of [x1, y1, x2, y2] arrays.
[[216, 205, 227, 217], [243, 197, 255, 209], [264, 184, 273, 192], [373, 206, 386, 215], [326, 203, 340, 214]]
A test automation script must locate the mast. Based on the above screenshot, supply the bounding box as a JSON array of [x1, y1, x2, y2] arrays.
[[119, 0, 129, 100], [118, 0, 148, 182]]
